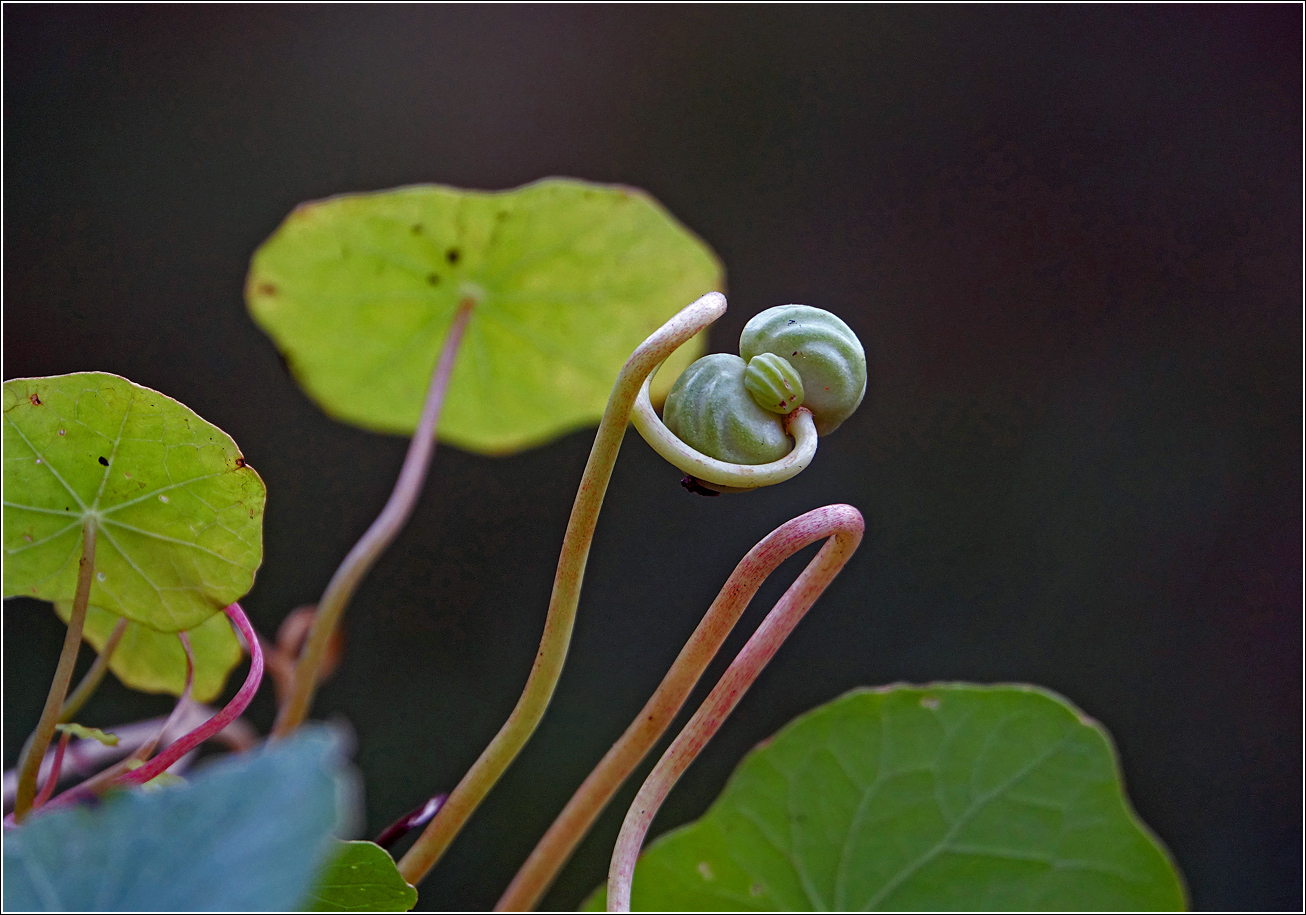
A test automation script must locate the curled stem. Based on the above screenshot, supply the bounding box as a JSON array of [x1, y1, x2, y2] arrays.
[[396, 291, 729, 886], [13, 519, 98, 822], [59, 616, 129, 724], [607, 505, 864, 912], [114, 603, 263, 788], [631, 371, 818, 490], [273, 300, 475, 737], [499, 504, 863, 910]]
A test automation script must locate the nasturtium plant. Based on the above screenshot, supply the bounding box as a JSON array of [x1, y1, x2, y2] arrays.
[[585, 685, 1185, 912], [2, 728, 350, 912], [246, 178, 723, 453], [53, 600, 243, 702], [3, 373, 265, 632], [304, 840, 418, 912]]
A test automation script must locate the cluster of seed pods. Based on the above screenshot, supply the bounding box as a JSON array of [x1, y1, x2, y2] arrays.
[[662, 304, 867, 467]]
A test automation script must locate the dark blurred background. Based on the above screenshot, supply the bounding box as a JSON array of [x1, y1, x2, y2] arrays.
[[4, 6, 1300, 911]]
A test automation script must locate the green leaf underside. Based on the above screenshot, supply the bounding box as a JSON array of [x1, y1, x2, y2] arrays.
[[3, 373, 265, 632], [247, 178, 724, 454], [55, 723, 118, 746], [303, 840, 418, 912], [583, 685, 1185, 912], [3, 727, 348, 911], [54, 600, 242, 703]]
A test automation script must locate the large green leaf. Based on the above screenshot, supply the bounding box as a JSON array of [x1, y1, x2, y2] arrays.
[[3, 373, 265, 632], [246, 178, 723, 454], [53, 600, 243, 703], [302, 840, 418, 912], [2, 727, 352, 911], [583, 685, 1185, 911]]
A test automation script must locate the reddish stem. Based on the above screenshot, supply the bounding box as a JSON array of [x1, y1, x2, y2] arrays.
[[499, 504, 864, 910], [114, 603, 263, 787], [31, 732, 71, 810], [607, 505, 864, 911]]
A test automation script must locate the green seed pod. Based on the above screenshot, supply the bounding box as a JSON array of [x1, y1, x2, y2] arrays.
[[739, 304, 866, 436], [663, 353, 792, 465], [744, 352, 805, 414]]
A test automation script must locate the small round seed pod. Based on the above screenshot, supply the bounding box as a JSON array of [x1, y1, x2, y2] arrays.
[[739, 304, 866, 436], [663, 353, 792, 465], [744, 352, 805, 414]]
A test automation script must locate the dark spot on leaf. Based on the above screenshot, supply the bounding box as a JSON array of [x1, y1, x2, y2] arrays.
[[256, 282, 277, 296], [29, 393, 41, 406], [426, 273, 441, 286], [788, 319, 797, 325], [235, 457, 246, 468], [793, 351, 799, 356], [411, 223, 423, 234], [98, 456, 109, 466], [445, 248, 460, 265]]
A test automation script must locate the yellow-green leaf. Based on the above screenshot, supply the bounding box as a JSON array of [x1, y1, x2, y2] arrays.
[[247, 178, 723, 454], [53, 601, 243, 703], [3, 373, 265, 632]]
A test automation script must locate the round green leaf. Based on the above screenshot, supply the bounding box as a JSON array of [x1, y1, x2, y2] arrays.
[[3, 373, 265, 632], [584, 684, 1185, 912], [53, 601, 243, 703], [303, 840, 418, 912], [246, 178, 724, 454]]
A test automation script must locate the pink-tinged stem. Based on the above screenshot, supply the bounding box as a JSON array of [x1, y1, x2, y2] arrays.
[[274, 300, 475, 738], [607, 505, 864, 912], [31, 732, 71, 810], [397, 292, 728, 888], [499, 503, 864, 910], [115, 604, 263, 787]]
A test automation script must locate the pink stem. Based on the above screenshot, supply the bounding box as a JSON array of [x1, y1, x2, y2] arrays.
[[607, 506, 864, 912], [499, 503, 864, 910], [114, 603, 263, 788], [31, 732, 70, 810]]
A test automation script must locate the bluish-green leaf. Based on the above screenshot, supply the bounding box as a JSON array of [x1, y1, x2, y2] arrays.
[[584, 685, 1185, 911], [3, 727, 353, 911], [303, 840, 417, 912]]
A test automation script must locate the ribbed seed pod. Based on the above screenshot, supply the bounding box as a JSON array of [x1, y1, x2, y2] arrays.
[[663, 354, 792, 465], [744, 352, 805, 414], [739, 304, 866, 436]]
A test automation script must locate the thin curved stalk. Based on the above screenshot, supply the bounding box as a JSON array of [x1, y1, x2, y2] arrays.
[[274, 300, 475, 737], [396, 292, 728, 886], [630, 371, 818, 490], [607, 507, 864, 912], [13, 519, 97, 822], [46, 624, 197, 804], [31, 732, 71, 811], [114, 604, 263, 787], [499, 504, 863, 910], [59, 616, 129, 724]]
